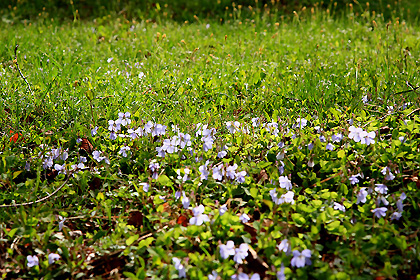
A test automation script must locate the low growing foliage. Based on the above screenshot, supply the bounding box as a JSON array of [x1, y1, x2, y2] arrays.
[[1, 2, 420, 279]]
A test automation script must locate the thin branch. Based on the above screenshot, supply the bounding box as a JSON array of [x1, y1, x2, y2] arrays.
[[0, 174, 70, 208], [14, 44, 33, 94]]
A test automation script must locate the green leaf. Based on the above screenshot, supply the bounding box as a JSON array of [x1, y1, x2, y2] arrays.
[[126, 234, 139, 246], [326, 220, 341, 232], [138, 237, 154, 249], [250, 187, 258, 198], [158, 175, 173, 186], [291, 213, 306, 227], [337, 149, 345, 159]]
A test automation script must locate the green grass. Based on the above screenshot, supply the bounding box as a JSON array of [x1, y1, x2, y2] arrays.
[[1, 4, 420, 280]]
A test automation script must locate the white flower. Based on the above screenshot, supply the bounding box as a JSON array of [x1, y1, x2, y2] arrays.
[[233, 243, 249, 264], [27, 255, 39, 268], [348, 126, 364, 142], [48, 253, 60, 264], [220, 240, 235, 259], [333, 202, 346, 212], [189, 205, 210, 226], [279, 176, 292, 190], [360, 131, 375, 145]]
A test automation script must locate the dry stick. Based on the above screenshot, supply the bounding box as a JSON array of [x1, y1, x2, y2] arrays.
[[0, 175, 71, 208], [14, 44, 33, 94]]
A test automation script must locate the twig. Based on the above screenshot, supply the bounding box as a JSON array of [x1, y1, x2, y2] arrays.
[[311, 171, 343, 187], [0, 174, 70, 208], [407, 108, 420, 118], [14, 45, 33, 94]]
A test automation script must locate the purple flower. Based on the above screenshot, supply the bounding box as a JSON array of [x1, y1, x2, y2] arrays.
[[231, 273, 260, 280], [233, 243, 249, 264], [235, 170, 247, 183], [349, 175, 359, 185], [391, 212, 402, 220], [372, 207, 387, 218], [356, 187, 368, 204], [218, 150, 228, 158], [220, 241, 235, 259], [181, 194, 190, 209], [279, 176, 292, 190], [277, 263, 286, 280], [239, 213, 250, 223], [48, 253, 60, 264], [360, 131, 375, 145], [374, 184, 388, 195], [332, 133, 343, 142], [140, 183, 149, 193], [226, 164, 238, 180], [333, 202, 346, 212], [172, 257, 186, 278], [326, 143, 335, 151], [219, 204, 228, 216], [189, 205, 210, 226], [307, 143, 314, 150], [212, 165, 224, 181], [27, 255, 39, 268], [381, 167, 395, 181], [295, 118, 308, 129], [348, 126, 364, 142], [278, 239, 292, 255], [397, 192, 406, 212], [208, 271, 218, 280], [91, 126, 98, 137], [291, 249, 312, 268]]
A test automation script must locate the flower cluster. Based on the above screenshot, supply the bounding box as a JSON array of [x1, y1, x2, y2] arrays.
[[348, 126, 375, 145], [219, 241, 249, 264]]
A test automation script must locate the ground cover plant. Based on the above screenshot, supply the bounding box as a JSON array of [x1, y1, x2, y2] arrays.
[[1, 1, 420, 279]]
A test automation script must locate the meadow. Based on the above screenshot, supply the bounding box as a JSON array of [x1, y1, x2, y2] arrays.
[[1, 1, 420, 279]]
